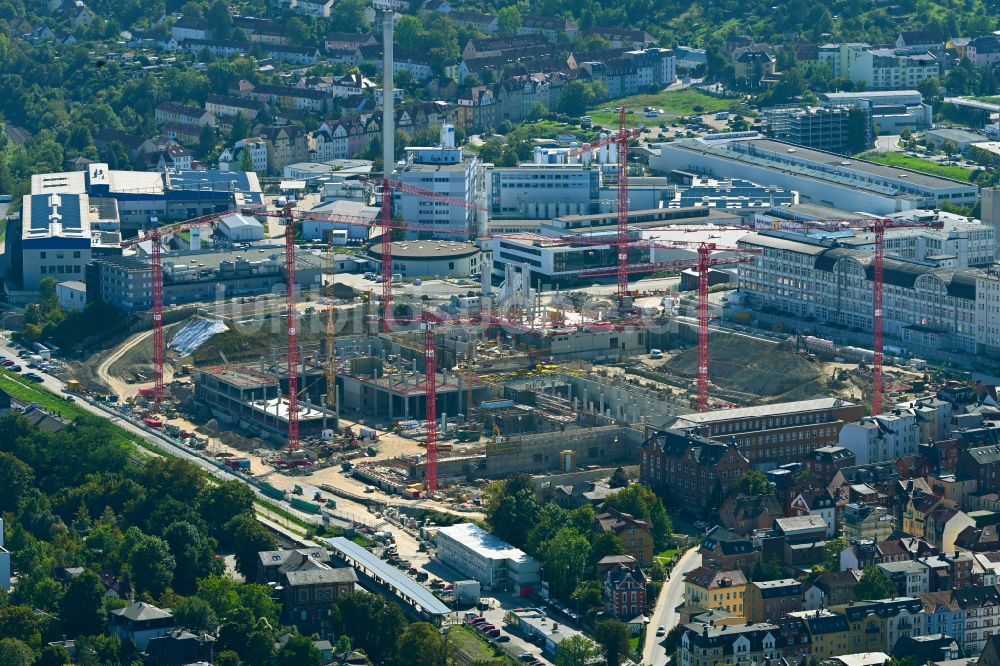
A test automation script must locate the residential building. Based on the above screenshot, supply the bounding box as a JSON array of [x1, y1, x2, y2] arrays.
[[604, 564, 647, 619], [652, 136, 978, 214], [842, 503, 896, 542], [925, 504, 975, 554], [434, 523, 541, 592], [663, 398, 864, 469], [849, 48, 940, 90], [720, 494, 783, 536], [700, 526, 760, 573], [258, 125, 309, 176], [145, 630, 216, 666], [804, 446, 857, 481], [679, 621, 781, 666], [833, 597, 924, 654], [171, 16, 212, 41], [733, 45, 777, 87], [56, 280, 87, 311], [840, 537, 937, 571], [324, 32, 375, 52], [108, 603, 175, 651], [280, 568, 357, 634], [803, 571, 862, 611], [595, 508, 655, 567], [448, 11, 497, 34], [519, 16, 578, 41], [763, 105, 871, 154], [796, 610, 852, 659], [892, 634, 961, 664], [219, 137, 269, 173], [903, 492, 949, 538], [640, 429, 751, 517], [683, 567, 748, 617], [155, 102, 215, 128], [918, 590, 964, 645], [312, 122, 350, 161], [244, 83, 330, 113], [789, 489, 838, 538], [839, 411, 922, 466], [878, 559, 931, 596], [953, 585, 1000, 651], [969, 35, 1000, 68], [205, 94, 264, 120], [744, 579, 803, 623], [581, 26, 656, 50]]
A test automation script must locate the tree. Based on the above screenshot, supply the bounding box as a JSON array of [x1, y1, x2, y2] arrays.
[[163, 521, 222, 594], [594, 620, 630, 666], [35, 644, 71, 666], [854, 567, 897, 601], [0, 453, 33, 512], [60, 570, 106, 637], [330, 0, 366, 33], [497, 6, 523, 37], [917, 76, 941, 101], [751, 558, 785, 582], [275, 633, 320, 666], [731, 470, 773, 497], [846, 107, 871, 154], [570, 580, 604, 614], [174, 596, 218, 634], [559, 80, 597, 117], [229, 113, 252, 143], [483, 477, 540, 548], [588, 531, 627, 568], [286, 17, 311, 46], [332, 592, 406, 664], [199, 481, 255, 531], [0, 639, 33, 666], [555, 635, 600, 666], [396, 622, 444, 666], [207, 0, 233, 40], [225, 514, 276, 578], [125, 531, 176, 597], [823, 536, 847, 572], [540, 528, 591, 599]]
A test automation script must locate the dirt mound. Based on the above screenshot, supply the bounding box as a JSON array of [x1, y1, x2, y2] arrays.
[[665, 336, 823, 399]]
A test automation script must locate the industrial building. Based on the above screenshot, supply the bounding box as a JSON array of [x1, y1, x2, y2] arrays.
[[735, 230, 986, 355], [762, 105, 872, 154], [366, 240, 481, 277], [31, 162, 263, 235], [650, 135, 978, 214], [302, 198, 379, 243], [819, 90, 933, 134], [215, 214, 264, 242], [89, 246, 323, 312], [6, 193, 123, 300], [434, 523, 541, 592]]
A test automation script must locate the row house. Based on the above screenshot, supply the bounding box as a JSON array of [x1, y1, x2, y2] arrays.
[[311, 122, 350, 162], [178, 38, 249, 59], [258, 125, 309, 175], [265, 44, 321, 65], [456, 52, 575, 84], [327, 47, 363, 67], [206, 95, 264, 121], [233, 17, 288, 45], [640, 429, 751, 518], [519, 15, 579, 41], [245, 84, 331, 113], [219, 137, 269, 173], [968, 35, 1000, 68], [449, 11, 498, 35], [463, 34, 551, 60], [683, 566, 748, 617], [700, 526, 760, 573], [954, 584, 1000, 651], [679, 621, 782, 666], [391, 48, 436, 81], [744, 579, 803, 623], [919, 590, 965, 645], [803, 571, 862, 611], [302, 73, 374, 99], [162, 123, 204, 145], [833, 597, 924, 654], [171, 16, 212, 42], [277, 0, 335, 18], [581, 26, 657, 50], [155, 102, 215, 128], [324, 32, 375, 52], [840, 536, 938, 571]]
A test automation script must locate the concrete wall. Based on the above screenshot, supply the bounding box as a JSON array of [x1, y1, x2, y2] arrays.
[[481, 424, 642, 477]]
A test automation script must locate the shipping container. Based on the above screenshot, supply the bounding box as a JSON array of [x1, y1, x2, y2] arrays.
[[290, 498, 321, 514], [261, 483, 286, 500]]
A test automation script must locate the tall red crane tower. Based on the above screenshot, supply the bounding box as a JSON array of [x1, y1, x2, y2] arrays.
[[283, 204, 300, 453], [119, 208, 249, 403], [568, 108, 642, 308], [421, 313, 438, 491]]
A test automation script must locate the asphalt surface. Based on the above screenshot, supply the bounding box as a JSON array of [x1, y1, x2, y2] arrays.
[[642, 548, 702, 666]]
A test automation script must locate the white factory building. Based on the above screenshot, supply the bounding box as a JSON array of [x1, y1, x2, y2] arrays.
[[650, 135, 978, 214], [819, 90, 933, 133], [391, 125, 484, 239], [735, 230, 985, 355], [302, 198, 379, 243], [216, 214, 264, 242], [434, 523, 541, 592]]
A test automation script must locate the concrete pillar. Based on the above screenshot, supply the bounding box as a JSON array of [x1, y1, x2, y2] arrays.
[[600, 393, 605, 414], [441, 412, 446, 433]]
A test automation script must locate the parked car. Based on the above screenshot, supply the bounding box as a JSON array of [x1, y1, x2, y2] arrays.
[[656, 626, 666, 637], [519, 654, 534, 662], [496, 636, 510, 643]]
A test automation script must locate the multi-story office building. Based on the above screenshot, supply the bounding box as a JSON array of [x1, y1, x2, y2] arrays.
[[488, 163, 601, 220], [651, 136, 978, 214], [434, 523, 540, 592], [763, 105, 871, 154], [736, 230, 982, 354], [392, 126, 483, 239]]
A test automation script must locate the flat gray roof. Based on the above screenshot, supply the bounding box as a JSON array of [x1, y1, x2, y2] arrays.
[[324, 536, 451, 617], [671, 397, 858, 425], [748, 138, 973, 190]]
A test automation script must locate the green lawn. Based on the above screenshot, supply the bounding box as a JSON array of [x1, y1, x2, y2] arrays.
[[630, 635, 642, 652], [971, 96, 1000, 105], [857, 151, 974, 182], [507, 119, 579, 141], [588, 89, 739, 128], [447, 626, 516, 666], [656, 547, 679, 563]]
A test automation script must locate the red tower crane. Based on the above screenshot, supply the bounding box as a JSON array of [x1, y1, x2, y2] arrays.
[[120, 208, 251, 403], [377, 178, 487, 331], [568, 108, 642, 308], [283, 204, 300, 453], [421, 312, 438, 491]]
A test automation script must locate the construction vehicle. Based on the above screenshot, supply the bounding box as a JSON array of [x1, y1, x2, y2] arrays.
[[64, 379, 82, 392]]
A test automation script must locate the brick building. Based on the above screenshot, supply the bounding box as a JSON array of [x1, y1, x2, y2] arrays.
[[743, 579, 804, 623], [640, 429, 751, 517], [604, 564, 647, 619], [659, 398, 864, 468], [700, 526, 760, 573]]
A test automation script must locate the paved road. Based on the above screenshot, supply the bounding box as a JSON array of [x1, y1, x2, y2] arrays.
[[642, 549, 702, 666], [875, 134, 900, 153]]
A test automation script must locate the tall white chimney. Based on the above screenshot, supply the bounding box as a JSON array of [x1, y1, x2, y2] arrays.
[[441, 123, 455, 148], [377, 0, 394, 178], [190, 225, 202, 251]]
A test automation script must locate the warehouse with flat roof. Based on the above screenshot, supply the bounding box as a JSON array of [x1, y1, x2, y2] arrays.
[[434, 523, 541, 592], [650, 135, 977, 214]]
